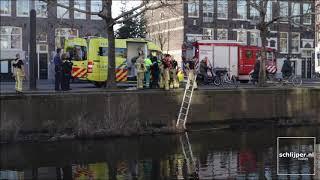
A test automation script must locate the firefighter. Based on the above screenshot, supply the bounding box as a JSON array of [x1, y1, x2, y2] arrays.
[[12, 53, 25, 93], [162, 54, 172, 90], [159, 56, 164, 88], [135, 50, 146, 89], [144, 56, 152, 88], [170, 56, 179, 88], [186, 56, 197, 89]]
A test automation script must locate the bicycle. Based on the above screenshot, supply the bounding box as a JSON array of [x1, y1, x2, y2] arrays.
[[214, 68, 238, 88], [278, 74, 302, 87]]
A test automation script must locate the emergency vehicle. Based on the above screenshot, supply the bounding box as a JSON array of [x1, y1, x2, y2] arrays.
[[189, 40, 276, 81], [64, 38, 162, 87]]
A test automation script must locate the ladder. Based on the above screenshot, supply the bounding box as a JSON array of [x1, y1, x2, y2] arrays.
[[176, 72, 197, 129], [180, 132, 198, 178]]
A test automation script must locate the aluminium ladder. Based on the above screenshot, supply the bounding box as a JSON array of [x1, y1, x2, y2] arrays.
[[180, 132, 199, 179], [176, 73, 197, 129]]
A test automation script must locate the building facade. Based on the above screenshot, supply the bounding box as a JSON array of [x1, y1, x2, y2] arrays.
[[146, 0, 315, 78], [315, 0, 320, 73], [0, 0, 106, 81]]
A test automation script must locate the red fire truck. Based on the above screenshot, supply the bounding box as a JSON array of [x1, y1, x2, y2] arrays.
[[188, 40, 276, 81]]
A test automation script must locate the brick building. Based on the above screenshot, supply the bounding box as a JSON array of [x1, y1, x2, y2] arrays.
[[0, 0, 106, 81], [315, 0, 320, 73], [145, 0, 315, 78]]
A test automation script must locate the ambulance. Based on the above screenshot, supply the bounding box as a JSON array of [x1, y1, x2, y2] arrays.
[[64, 37, 162, 87]]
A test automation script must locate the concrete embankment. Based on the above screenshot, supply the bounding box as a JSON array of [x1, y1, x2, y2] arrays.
[[1, 88, 319, 142]]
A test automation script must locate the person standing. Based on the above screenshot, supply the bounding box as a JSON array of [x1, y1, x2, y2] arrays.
[[135, 50, 146, 89], [186, 56, 197, 89], [61, 53, 73, 91], [170, 57, 179, 88], [12, 54, 25, 93], [150, 56, 160, 88], [281, 57, 293, 79], [162, 54, 172, 90], [200, 57, 209, 85], [144, 56, 152, 88], [54, 48, 63, 91]]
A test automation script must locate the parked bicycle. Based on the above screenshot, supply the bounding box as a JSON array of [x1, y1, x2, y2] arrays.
[[214, 68, 238, 88], [249, 71, 302, 87]]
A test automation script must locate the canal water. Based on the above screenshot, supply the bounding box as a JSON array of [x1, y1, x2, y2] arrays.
[[0, 126, 319, 179]]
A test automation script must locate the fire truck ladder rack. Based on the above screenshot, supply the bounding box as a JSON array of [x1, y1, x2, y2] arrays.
[[180, 132, 198, 178], [176, 73, 197, 129]]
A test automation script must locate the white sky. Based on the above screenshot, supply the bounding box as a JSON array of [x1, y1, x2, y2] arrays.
[[112, 0, 141, 18], [112, 0, 141, 29]]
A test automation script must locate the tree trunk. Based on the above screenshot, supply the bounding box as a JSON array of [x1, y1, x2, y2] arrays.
[[258, 27, 268, 86], [106, 22, 117, 88], [104, 0, 117, 88]]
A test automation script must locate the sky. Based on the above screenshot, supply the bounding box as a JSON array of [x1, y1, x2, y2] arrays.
[[112, 0, 141, 29], [112, 0, 141, 18]]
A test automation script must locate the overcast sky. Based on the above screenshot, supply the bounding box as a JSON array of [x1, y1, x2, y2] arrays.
[[112, 0, 141, 29]]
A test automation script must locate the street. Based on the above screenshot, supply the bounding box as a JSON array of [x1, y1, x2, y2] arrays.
[[1, 79, 320, 94]]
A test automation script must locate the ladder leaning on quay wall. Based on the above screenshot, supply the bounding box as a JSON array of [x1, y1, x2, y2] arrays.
[[176, 73, 197, 129]]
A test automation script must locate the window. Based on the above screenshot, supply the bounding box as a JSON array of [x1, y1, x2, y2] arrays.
[[99, 47, 108, 56], [35, 0, 47, 18], [17, 0, 29, 17], [303, 3, 311, 25], [217, 0, 228, 19], [0, 27, 22, 49], [203, 0, 213, 22], [217, 29, 228, 40], [57, 0, 69, 19], [265, 1, 272, 22], [279, 1, 288, 22], [291, 32, 300, 53], [237, 0, 247, 20], [291, 3, 300, 26], [250, 31, 259, 46], [116, 48, 127, 58], [55, 28, 78, 48], [91, 0, 102, 20], [74, 0, 86, 19], [188, 0, 199, 18], [203, 28, 213, 40], [0, 0, 11, 16], [250, 0, 260, 21], [237, 31, 247, 43], [280, 32, 288, 53]]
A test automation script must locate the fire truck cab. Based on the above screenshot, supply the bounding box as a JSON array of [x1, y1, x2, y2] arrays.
[[190, 40, 276, 81]]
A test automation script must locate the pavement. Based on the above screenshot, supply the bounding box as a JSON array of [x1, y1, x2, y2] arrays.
[[1, 79, 320, 95]]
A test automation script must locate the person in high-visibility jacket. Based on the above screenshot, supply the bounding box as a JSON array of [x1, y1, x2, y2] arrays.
[[135, 50, 146, 89], [170, 57, 179, 88], [144, 57, 152, 88]]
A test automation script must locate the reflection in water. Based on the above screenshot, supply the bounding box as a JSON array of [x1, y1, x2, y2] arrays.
[[0, 126, 319, 179]]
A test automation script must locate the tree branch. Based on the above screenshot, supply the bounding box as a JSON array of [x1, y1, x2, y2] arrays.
[[41, 0, 100, 15]]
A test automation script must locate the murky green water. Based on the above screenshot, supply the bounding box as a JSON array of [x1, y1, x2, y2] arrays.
[[0, 126, 319, 179]]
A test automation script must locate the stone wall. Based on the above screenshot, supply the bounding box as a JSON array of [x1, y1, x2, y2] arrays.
[[1, 88, 319, 142]]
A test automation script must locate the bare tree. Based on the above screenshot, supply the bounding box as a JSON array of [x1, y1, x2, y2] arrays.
[[42, 0, 181, 88], [248, 0, 315, 86]]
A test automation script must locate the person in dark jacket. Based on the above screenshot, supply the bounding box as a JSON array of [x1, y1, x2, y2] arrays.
[[281, 57, 293, 79], [61, 53, 73, 91], [200, 57, 209, 84], [150, 56, 160, 88], [251, 59, 260, 83], [54, 48, 63, 91]]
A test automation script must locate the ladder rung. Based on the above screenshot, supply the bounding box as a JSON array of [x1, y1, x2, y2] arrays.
[[179, 113, 186, 116], [181, 107, 187, 110]]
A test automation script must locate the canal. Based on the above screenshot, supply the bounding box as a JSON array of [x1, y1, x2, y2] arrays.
[[1, 125, 319, 179]]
